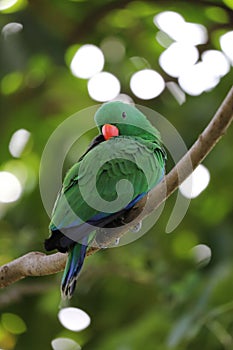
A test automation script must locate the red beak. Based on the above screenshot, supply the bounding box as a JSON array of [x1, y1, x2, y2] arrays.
[[102, 124, 119, 140]]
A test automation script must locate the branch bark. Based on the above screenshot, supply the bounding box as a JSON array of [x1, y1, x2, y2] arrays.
[[1, 86, 233, 289]]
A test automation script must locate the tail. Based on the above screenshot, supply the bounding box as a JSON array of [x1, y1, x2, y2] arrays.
[[61, 242, 88, 299]]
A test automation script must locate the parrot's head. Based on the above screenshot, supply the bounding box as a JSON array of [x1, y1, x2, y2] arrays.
[[94, 101, 161, 142]]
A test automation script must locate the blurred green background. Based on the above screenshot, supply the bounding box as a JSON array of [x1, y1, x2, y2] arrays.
[[0, 0, 233, 349]]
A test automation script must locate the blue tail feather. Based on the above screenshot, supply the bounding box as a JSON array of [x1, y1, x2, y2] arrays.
[[61, 240, 88, 299]]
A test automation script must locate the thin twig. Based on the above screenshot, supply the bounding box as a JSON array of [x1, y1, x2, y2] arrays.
[[0, 86, 233, 289]]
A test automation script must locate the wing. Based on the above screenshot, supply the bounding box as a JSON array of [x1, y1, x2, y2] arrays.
[[49, 136, 165, 245]]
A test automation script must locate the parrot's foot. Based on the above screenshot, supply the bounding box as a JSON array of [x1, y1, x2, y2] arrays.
[[96, 240, 120, 249], [130, 221, 142, 233], [105, 237, 120, 248], [114, 238, 120, 246]]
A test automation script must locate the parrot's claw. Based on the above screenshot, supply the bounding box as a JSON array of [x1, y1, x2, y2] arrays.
[[99, 238, 120, 249], [114, 238, 120, 246], [130, 221, 142, 233]]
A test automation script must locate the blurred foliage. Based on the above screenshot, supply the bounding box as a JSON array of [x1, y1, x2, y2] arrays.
[[0, 0, 233, 349]]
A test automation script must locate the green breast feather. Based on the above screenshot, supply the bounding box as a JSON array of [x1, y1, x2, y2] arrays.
[[50, 135, 164, 233]]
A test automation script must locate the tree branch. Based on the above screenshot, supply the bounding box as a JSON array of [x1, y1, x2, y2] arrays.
[[1, 86, 233, 289], [0, 252, 67, 288]]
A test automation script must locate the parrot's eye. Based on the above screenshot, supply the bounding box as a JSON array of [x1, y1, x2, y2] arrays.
[[122, 112, 127, 119]]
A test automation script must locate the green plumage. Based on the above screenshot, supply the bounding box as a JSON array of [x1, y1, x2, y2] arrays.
[[50, 136, 164, 234], [45, 101, 166, 298]]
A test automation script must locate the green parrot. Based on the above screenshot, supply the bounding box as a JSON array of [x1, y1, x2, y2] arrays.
[[45, 101, 166, 298]]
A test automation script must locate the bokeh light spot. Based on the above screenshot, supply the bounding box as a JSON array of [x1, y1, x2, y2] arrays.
[[159, 43, 199, 78], [51, 338, 81, 350], [153, 11, 185, 37], [154, 11, 207, 45], [1, 72, 23, 95], [171, 22, 208, 45], [223, 0, 233, 10], [0, 0, 17, 10], [1, 313, 27, 334], [70, 44, 104, 79], [130, 69, 165, 99], [9, 129, 31, 158], [0, 0, 27, 13], [179, 164, 210, 199], [156, 30, 173, 48], [130, 56, 150, 71], [88, 72, 120, 101], [101, 36, 125, 63], [0, 171, 22, 203], [205, 6, 229, 24], [220, 31, 233, 63], [178, 62, 219, 96], [192, 244, 212, 267], [108, 9, 136, 28], [3, 159, 30, 191], [166, 82, 186, 105], [201, 50, 230, 77], [1, 22, 23, 38], [58, 307, 91, 332]]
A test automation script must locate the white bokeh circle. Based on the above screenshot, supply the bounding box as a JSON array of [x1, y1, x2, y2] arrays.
[[0, 171, 22, 203], [88, 72, 120, 101], [70, 44, 104, 79], [58, 307, 91, 332], [130, 69, 165, 99]]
